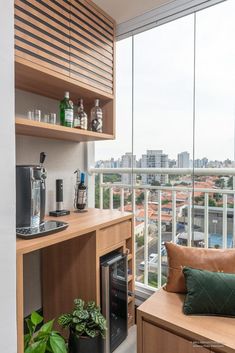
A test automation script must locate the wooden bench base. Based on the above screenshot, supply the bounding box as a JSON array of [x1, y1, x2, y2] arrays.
[[137, 289, 235, 353]]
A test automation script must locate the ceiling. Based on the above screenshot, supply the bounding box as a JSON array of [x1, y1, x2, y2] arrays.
[[93, 0, 173, 24]]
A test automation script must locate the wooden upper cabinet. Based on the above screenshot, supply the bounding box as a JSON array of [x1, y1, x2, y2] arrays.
[[15, 0, 70, 77], [14, 0, 115, 97], [69, 0, 114, 95]]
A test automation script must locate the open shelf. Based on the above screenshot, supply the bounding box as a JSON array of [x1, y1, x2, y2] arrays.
[[15, 117, 114, 142]]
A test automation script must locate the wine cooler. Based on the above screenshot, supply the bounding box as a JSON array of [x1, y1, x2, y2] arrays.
[[100, 252, 128, 353]]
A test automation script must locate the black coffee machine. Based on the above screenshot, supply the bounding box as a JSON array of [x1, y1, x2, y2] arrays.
[[16, 152, 68, 239], [16, 152, 46, 229]]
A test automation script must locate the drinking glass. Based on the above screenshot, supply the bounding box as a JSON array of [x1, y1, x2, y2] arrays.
[[43, 114, 49, 123], [27, 110, 34, 120], [34, 109, 41, 122], [49, 113, 57, 124]]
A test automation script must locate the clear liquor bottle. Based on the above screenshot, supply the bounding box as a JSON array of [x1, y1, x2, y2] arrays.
[[91, 99, 103, 133], [60, 91, 74, 127], [77, 99, 88, 130]]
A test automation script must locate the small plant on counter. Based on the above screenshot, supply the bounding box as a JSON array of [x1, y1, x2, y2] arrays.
[[58, 299, 106, 353], [24, 311, 67, 353]]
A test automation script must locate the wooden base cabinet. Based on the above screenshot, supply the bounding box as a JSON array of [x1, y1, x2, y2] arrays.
[[16, 210, 135, 352], [142, 322, 211, 353]]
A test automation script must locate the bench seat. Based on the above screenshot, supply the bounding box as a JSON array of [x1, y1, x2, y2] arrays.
[[137, 288, 235, 353]]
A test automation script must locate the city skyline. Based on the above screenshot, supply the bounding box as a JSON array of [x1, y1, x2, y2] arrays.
[[96, 149, 234, 168]]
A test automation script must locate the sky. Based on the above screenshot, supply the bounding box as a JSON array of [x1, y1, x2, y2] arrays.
[[95, 0, 235, 162]]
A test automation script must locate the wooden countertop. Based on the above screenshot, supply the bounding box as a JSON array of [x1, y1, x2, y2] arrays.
[[138, 289, 235, 353], [17, 208, 132, 255]]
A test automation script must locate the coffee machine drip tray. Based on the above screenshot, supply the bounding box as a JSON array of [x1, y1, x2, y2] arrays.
[[16, 220, 69, 239]]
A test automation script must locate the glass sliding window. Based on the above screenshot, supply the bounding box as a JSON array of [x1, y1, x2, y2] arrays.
[[193, 0, 235, 249], [133, 15, 194, 288], [93, 0, 235, 291]]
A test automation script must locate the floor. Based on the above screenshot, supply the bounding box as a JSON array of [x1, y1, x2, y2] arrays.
[[114, 326, 137, 353]]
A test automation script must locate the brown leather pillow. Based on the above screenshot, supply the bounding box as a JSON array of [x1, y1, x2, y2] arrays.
[[165, 242, 235, 293]]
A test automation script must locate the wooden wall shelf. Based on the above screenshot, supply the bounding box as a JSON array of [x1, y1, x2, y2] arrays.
[[15, 117, 114, 142]]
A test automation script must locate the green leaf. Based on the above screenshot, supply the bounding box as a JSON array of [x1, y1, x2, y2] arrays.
[[25, 340, 47, 353], [39, 319, 54, 334], [72, 317, 80, 324], [74, 299, 84, 310], [50, 334, 67, 353], [73, 309, 89, 320], [24, 333, 31, 349], [85, 328, 97, 338], [58, 314, 73, 328], [75, 322, 86, 333], [31, 311, 43, 326], [26, 318, 34, 335], [86, 301, 96, 312]]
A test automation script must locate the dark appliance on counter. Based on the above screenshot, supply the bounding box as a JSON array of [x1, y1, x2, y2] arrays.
[[49, 179, 70, 217], [100, 251, 128, 353], [16, 152, 68, 239]]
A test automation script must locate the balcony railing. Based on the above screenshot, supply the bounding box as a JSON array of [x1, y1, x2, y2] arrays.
[[89, 167, 235, 290]]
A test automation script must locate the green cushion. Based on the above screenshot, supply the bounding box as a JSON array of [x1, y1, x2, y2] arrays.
[[183, 267, 235, 316]]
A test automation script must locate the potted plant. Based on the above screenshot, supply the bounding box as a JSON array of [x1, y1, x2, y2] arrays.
[[58, 299, 107, 353], [24, 311, 67, 353]]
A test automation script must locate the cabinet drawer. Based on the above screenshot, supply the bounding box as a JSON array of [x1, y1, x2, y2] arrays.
[[143, 322, 211, 353], [97, 221, 132, 252]]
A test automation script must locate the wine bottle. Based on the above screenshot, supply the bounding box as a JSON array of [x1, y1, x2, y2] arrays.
[[60, 91, 74, 127], [91, 99, 103, 132], [76, 172, 87, 210]]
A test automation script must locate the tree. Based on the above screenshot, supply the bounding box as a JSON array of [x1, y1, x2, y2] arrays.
[[228, 176, 233, 189], [162, 199, 170, 205], [208, 198, 216, 207], [194, 196, 203, 204], [103, 174, 121, 183], [151, 180, 161, 186], [136, 192, 145, 205], [136, 235, 144, 247], [215, 178, 225, 189]]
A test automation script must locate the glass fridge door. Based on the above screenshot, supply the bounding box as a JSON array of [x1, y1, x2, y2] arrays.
[[109, 255, 128, 352]]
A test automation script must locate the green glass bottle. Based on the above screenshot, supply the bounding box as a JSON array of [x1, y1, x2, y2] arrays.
[[60, 91, 74, 127]]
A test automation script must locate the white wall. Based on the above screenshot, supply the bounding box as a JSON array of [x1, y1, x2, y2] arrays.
[[0, 1, 17, 352]]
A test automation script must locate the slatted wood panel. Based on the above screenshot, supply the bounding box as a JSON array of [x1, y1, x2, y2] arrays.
[[15, 0, 70, 77], [70, 0, 114, 94], [15, 0, 115, 96]]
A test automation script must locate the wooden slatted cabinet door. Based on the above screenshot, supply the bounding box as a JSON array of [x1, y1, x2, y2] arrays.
[[69, 0, 115, 95], [15, 0, 70, 77]]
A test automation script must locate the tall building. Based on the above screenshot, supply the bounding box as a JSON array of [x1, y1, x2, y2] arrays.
[[141, 150, 168, 185], [161, 154, 169, 184], [194, 159, 202, 168], [121, 152, 136, 185], [201, 157, 208, 168], [177, 151, 190, 168]]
